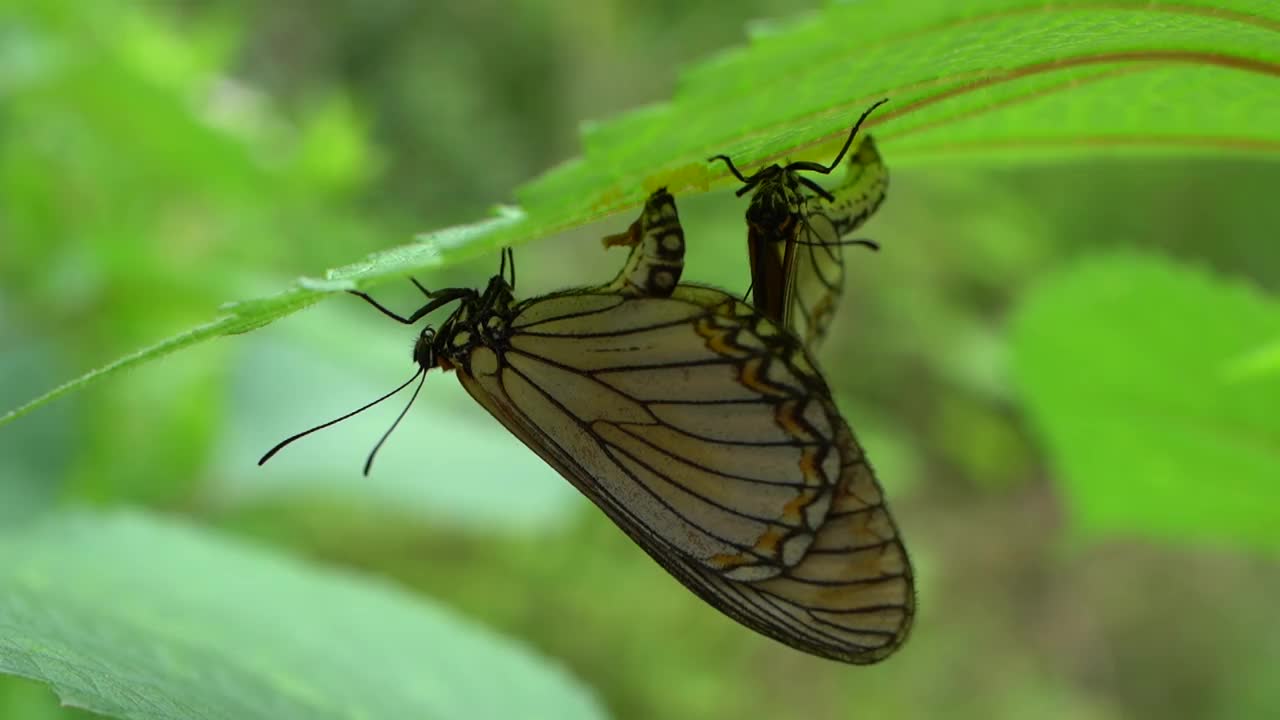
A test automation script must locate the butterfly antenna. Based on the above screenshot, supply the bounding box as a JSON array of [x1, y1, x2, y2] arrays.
[[258, 369, 424, 466], [363, 368, 427, 476], [818, 98, 889, 174], [708, 154, 754, 186], [786, 98, 890, 176]]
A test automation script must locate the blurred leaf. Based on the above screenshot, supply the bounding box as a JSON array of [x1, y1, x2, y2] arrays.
[[289, 94, 381, 196], [1222, 336, 1280, 381], [5, 0, 1279, 425], [0, 337, 73, 523], [65, 347, 227, 506], [0, 510, 605, 720], [0, 675, 91, 720], [1011, 252, 1280, 551], [932, 393, 1037, 491]]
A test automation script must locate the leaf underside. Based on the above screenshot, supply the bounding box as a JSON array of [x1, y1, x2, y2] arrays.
[[3, 0, 1278, 425]]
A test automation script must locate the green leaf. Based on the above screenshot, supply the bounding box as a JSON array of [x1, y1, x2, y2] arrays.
[[5, 0, 1278, 425], [0, 211, 522, 428], [0, 510, 605, 720], [1010, 252, 1280, 551], [1221, 335, 1280, 381]]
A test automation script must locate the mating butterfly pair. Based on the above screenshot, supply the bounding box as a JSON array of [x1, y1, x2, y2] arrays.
[[262, 102, 911, 664]]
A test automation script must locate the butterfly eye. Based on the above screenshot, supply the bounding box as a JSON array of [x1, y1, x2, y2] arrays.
[[414, 329, 437, 367]]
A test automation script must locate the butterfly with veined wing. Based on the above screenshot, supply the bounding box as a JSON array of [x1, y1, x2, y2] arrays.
[[710, 99, 890, 352], [261, 189, 914, 663]]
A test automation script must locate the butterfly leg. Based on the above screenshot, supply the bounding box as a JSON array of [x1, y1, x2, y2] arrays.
[[844, 238, 880, 252], [348, 287, 472, 325], [409, 277, 432, 297]]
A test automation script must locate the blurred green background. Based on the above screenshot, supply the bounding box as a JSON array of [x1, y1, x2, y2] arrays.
[[1, 2, 1277, 719]]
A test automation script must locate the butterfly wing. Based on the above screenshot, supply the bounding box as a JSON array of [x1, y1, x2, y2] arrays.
[[449, 286, 913, 662], [461, 288, 840, 580], [782, 202, 843, 353], [674, 418, 914, 663], [782, 135, 889, 352]]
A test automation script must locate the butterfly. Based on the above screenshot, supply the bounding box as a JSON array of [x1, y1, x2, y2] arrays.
[[709, 99, 890, 352], [262, 189, 914, 663]]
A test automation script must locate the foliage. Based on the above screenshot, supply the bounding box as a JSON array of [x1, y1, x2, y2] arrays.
[[1012, 252, 1280, 551], [5, 0, 1279, 426], [1, 1, 1277, 719], [0, 511, 602, 720]]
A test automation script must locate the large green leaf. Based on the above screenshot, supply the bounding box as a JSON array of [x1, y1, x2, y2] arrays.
[[1011, 252, 1280, 551], [4, 0, 1278, 425], [0, 510, 605, 720]]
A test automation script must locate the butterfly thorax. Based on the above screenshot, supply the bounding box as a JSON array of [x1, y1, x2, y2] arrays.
[[434, 276, 516, 370], [745, 167, 807, 238]]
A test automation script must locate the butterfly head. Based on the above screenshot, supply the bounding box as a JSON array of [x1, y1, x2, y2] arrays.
[[413, 327, 438, 372], [260, 250, 519, 475]]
